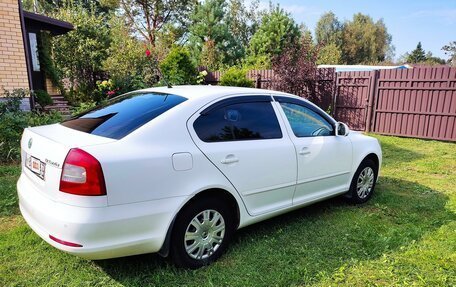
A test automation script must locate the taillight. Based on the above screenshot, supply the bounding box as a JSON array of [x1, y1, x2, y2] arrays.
[[59, 148, 106, 196]]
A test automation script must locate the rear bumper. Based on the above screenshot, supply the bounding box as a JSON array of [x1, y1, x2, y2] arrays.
[[17, 174, 186, 260]]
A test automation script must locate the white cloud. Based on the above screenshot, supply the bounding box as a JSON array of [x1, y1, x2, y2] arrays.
[[407, 9, 456, 25], [282, 4, 323, 17]]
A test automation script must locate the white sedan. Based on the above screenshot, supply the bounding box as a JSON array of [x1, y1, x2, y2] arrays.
[[18, 86, 382, 268]]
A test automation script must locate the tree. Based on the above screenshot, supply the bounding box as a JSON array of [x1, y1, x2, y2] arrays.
[[159, 46, 197, 85], [442, 41, 456, 66], [299, 23, 313, 44], [199, 40, 219, 69], [226, 0, 262, 51], [119, 0, 194, 47], [272, 38, 319, 98], [103, 17, 155, 92], [341, 13, 392, 64], [22, 0, 118, 15], [424, 52, 446, 65], [153, 22, 185, 61], [247, 5, 300, 68], [401, 43, 446, 65], [315, 12, 343, 65], [52, 5, 111, 99], [315, 11, 342, 46], [406, 42, 426, 63], [188, 0, 241, 69], [317, 43, 342, 64]]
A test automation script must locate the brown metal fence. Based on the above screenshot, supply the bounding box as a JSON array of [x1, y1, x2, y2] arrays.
[[203, 68, 336, 111], [203, 68, 277, 88], [335, 67, 456, 141], [203, 66, 456, 141], [334, 71, 377, 131], [372, 67, 456, 141]]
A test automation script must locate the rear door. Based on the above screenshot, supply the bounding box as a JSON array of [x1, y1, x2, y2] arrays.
[[188, 95, 297, 216]]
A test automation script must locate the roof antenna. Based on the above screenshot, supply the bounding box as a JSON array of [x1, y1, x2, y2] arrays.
[[147, 49, 172, 88]]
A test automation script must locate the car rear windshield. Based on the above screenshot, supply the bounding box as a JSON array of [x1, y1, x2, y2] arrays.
[[61, 92, 187, 139]]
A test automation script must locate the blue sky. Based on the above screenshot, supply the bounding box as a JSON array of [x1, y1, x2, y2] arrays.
[[261, 0, 456, 60]]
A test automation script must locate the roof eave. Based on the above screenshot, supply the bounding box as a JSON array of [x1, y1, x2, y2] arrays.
[[23, 11, 73, 35]]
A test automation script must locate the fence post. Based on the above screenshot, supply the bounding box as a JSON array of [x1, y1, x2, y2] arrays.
[[365, 70, 379, 132], [331, 70, 337, 118], [332, 72, 339, 118], [256, 74, 262, 89]]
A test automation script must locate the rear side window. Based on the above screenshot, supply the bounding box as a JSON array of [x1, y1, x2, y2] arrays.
[[61, 92, 186, 139], [194, 101, 282, 142]]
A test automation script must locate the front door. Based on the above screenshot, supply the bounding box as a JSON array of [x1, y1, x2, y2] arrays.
[[274, 96, 353, 205], [188, 96, 297, 216]]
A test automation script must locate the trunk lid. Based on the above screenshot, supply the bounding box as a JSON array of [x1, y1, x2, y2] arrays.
[[21, 124, 116, 201]]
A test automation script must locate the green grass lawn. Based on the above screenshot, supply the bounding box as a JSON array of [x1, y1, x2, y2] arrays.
[[1, 135, 455, 286]]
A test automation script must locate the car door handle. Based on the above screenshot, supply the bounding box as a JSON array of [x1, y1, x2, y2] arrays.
[[298, 147, 311, 156], [221, 155, 239, 164]]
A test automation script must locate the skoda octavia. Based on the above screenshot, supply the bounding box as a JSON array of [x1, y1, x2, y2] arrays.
[[18, 86, 382, 268]]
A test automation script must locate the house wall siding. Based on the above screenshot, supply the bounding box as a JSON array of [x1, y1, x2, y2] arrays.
[[0, 0, 29, 94], [45, 77, 60, 95]]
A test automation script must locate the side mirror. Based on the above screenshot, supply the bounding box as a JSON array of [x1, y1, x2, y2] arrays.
[[336, 122, 349, 136]]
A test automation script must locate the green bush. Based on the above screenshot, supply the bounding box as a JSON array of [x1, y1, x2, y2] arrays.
[[93, 80, 115, 103], [26, 110, 62, 127], [220, 67, 254, 87], [33, 90, 53, 108], [52, 5, 111, 100], [71, 101, 97, 116], [103, 17, 152, 92], [0, 89, 26, 114], [160, 46, 197, 85], [0, 111, 27, 163], [0, 91, 62, 163], [92, 78, 146, 103], [112, 75, 147, 94]]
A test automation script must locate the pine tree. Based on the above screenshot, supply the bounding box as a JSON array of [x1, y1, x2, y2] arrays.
[[407, 42, 426, 63]]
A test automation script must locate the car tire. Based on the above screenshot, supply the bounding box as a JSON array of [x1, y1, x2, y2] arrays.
[[170, 196, 235, 269], [346, 158, 378, 204]]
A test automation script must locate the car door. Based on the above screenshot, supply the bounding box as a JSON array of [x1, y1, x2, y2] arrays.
[[273, 96, 352, 205], [188, 95, 297, 216]]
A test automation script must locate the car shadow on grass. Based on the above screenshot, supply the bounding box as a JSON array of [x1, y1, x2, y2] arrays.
[[95, 177, 455, 286]]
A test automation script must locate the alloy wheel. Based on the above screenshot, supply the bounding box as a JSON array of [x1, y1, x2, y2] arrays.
[[356, 166, 375, 199], [184, 209, 225, 260]]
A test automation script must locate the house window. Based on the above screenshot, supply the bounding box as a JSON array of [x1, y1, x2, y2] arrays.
[[28, 33, 40, 72]]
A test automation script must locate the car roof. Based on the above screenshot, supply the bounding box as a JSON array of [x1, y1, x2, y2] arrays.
[[132, 85, 334, 124], [135, 85, 294, 102]]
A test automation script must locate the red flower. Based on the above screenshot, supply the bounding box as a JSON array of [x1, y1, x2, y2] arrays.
[[145, 49, 151, 57], [107, 90, 116, 96]]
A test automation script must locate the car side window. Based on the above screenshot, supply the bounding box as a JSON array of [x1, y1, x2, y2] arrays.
[[194, 101, 282, 142], [279, 102, 334, 137]]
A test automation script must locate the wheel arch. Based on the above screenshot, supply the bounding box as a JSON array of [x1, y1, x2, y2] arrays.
[[158, 187, 241, 257], [364, 153, 380, 171], [351, 152, 380, 182]]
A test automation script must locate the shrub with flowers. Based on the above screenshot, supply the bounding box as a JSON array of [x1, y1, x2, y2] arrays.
[[197, 70, 208, 84], [93, 79, 120, 102]]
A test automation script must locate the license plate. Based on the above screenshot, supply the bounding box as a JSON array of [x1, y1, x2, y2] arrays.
[[26, 154, 46, 180]]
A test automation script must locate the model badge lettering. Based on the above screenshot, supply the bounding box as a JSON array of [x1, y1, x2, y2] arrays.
[[45, 159, 60, 168]]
